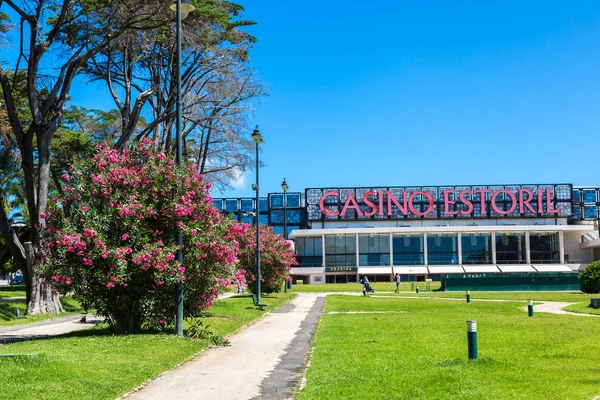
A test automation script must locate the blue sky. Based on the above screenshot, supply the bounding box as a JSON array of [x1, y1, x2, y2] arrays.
[[218, 1, 600, 198], [4, 1, 599, 198]]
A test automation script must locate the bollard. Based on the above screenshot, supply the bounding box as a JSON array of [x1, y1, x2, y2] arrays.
[[466, 290, 471, 304], [284, 283, 287, 294], [363, 287, 366, 296], [467, 320, 478, 360], [528, 300, 534, 317], [416, 286, 419, 293]]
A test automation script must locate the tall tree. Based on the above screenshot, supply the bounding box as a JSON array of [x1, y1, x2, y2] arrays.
[[0, 0, 168, 314], [84, 0, 264, 190]]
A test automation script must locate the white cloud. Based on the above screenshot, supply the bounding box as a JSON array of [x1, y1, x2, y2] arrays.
[[230, 169, 246, 189]]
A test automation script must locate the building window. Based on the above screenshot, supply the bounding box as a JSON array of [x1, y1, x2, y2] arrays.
[[271, 194, 284, 208], [240, 199, 253, 212], [392, 234, 424, 266], [583, 189, 597, 203], [584, 206, 598, 219], [295, 237, 323, 267], [325, 234, 356, 266], [496, 233, 525, 264], [427, 234, 458, 265], [287, 194, 301, 208], [258, 199, 269, 212], [358, 234, 390, 266], [225, 199, 238, 213], [530, 233, 559, 263], [461, 234, 492, 264]]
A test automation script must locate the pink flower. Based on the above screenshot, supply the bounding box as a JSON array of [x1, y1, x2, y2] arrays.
[[81, 206, 88, 213], [106, 283, 115, 289], [157, 153, 166, 161], [121, 234, 129, 241]]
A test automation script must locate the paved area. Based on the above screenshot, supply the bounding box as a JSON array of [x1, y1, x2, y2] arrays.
[[524, 301, 600, 317], [0, 314, 103, 344], [124, 293, 325, 400]]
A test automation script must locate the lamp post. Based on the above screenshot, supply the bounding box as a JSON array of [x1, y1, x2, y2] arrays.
[[281, 178, 288, 239], [251, 126, 264, 304], [170, 0, 195, 337]]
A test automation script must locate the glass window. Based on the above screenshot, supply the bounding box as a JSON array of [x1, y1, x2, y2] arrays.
[[240, 199, 253, 212], [286, 209, 301, 224], [213, 199, 223, 210], [573, 190, 581, 203], [496, 233, 525, 264], [271, 194, 284, 208], [427, 234, 458, 265], [295, 237, 323, 267], [583, 190, 597, 203], [325, 234, 356, 266], [258, 214, 268, 225], [287, 194, 301, 208], [392, 234, 424, 265], [225, 199, 238, 212], [358, 234, 390, 266], [573, 205, 582, 220], [258, 199, 268, 212], [584, 206, 598, 219], [461, 234, 491, 264], [530, 233, 559, 263], [270, 210, 284, 224], [273, 226, 284, 235], [240, 214, 254, 225]]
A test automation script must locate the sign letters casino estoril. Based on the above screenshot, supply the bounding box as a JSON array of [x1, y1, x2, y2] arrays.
[[307, 185, 572, 220]]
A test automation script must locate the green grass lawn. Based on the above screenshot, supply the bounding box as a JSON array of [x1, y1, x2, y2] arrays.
[[563, 301, 600, 316], [0, 285, 26, 299], [0, 297, 82, 327], [297, 295, 600, 400], [377, 290, 599, 303], [0, 292, 295, 400]]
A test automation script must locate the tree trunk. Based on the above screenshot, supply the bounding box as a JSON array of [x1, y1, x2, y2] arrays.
[[24, 242, 63, 315]]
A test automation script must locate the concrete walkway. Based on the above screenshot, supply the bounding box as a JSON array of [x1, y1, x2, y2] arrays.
[[0, 314, 102, 344], [124, 293, 325, 400], [523, 301, 600, 317]]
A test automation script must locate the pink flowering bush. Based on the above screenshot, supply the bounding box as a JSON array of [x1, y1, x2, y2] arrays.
[[236, 223, 296, 294], [38, 140, 244, 333]]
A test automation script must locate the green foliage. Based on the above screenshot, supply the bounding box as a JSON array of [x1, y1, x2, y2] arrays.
[[579, 261, 600, 293], [39, 141, 243, 333], [186, 317, 229, 346]]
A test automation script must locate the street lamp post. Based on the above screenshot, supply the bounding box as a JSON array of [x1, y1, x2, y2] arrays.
[[251, 126, 264, 304], [281, 178, 288, 239], [170, 0, 195, 337]]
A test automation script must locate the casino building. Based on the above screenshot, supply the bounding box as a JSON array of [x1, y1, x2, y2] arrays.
[[214, 184, 600, 284]]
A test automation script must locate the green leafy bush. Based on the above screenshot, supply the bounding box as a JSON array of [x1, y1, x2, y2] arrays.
[[579, 261, 600, 293], [38, 141, 244, 333]]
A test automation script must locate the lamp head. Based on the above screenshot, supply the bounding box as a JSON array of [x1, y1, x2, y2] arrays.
[[251, 125, 264, 145], [170, 0, 196, 20], [281, 178, 288, 192]]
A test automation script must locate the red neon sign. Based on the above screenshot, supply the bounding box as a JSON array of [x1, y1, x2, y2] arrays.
[[319, 188, 559, 218]]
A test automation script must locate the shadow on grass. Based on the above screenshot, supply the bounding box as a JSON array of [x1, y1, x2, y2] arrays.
[[438, 358, 501, 367], [0, 285, 25, 292], [0, 302, 26, 322]]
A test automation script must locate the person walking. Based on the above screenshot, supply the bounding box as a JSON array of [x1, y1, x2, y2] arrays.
[[394, 273, 401, 293], [359, 276, 367, 296]]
